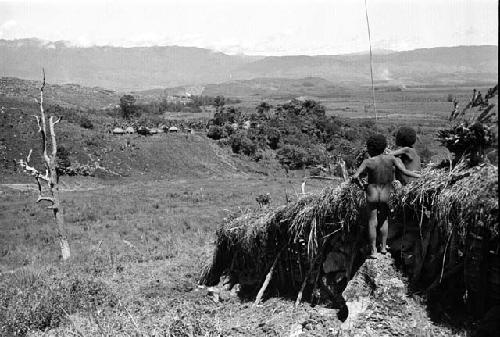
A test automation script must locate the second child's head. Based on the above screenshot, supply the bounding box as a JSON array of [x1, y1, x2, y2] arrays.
[[366, 134, 387, 157], [395, 127, 417, 147]]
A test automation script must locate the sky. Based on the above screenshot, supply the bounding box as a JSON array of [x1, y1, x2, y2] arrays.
[[0, 0, 497, 55]]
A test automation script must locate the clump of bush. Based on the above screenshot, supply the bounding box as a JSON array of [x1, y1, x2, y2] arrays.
[[229, 131, 257, 156], [438, 85, 498, 165], [79, 117, 94, 129], [276, 145, 309, 169], [207, 125, 226, 140], [56, 145, 71, 175], [205, 99, 377, 171], [0, 270, 117, 336]]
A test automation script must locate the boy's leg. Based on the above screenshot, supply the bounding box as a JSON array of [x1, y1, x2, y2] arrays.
[[378, 203, 389, 254], [367, 202, 378, 258]]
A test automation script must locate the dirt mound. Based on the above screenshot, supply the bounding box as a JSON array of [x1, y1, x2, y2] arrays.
[[341, 253, 456, 336]]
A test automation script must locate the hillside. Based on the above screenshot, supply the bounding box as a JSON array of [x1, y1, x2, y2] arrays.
[[0, 77, 119, 110], [0, 95, 269, 183], [0, 39, 497, 90]]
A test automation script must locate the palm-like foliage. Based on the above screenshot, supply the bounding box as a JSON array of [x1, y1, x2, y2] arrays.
[[438, 85, 497, 164]]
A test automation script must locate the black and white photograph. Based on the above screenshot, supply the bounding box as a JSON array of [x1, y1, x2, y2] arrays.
[[0, 0, 498, 336]]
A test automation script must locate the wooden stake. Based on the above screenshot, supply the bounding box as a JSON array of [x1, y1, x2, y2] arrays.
[[254, 249, 283, 306], [295, 257, 316, 307]]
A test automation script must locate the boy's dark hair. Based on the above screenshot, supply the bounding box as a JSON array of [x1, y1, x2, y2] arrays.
[[366, 134, 387, 156], [395, 126, 417, 147]]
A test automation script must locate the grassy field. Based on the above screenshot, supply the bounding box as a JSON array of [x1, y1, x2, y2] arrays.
[[0, 173, 338, 336]]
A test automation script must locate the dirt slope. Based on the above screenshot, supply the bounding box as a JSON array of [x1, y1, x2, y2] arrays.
[[340, 253, 460, 336]]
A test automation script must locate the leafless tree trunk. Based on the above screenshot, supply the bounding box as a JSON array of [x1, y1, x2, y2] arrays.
[[338, 158, 348, 181], [18, 69, 70, 260]]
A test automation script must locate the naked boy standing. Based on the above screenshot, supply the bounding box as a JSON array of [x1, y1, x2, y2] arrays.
[[351, 134, 421, 258]]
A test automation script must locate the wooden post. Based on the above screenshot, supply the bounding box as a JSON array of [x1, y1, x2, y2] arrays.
[[254, 249, 283, 306], [338, 158, 348, 181], [18, 69, 70, 260]]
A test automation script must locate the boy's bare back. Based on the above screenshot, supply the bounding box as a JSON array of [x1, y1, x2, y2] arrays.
[[354, 153, 419, 204], [364, 154, 397, 185], [362, 154, 397, 204]]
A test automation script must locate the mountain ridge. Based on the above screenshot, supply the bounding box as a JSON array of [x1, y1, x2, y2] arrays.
[[0, 38, 497, 91]]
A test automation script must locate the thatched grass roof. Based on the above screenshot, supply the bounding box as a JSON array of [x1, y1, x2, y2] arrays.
[[393, 163, 498, 241], [201, 163, 498, 312]]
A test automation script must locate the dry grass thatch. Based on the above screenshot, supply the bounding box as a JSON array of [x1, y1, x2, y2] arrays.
[[391, 162, 499, 317], [201, 181, 365, 290], [201, 163, 498, 312], [393, 162, 498, 245]]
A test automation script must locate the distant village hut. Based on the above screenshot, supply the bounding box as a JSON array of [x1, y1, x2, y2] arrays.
[[168, 126, 179, 133], [125, 126, 135, 134], [112, 127, 125, 135], [150, 127, 163, 134]]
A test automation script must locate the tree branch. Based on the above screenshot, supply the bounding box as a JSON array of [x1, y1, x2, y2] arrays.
[[49, 115, 58, 158], [37, 196, 55, 204], [18, 150, 50, 182], [33, 116, 41, 132]]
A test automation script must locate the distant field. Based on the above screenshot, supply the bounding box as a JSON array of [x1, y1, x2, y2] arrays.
[[170, 86, 492, 126], [162, 111, 214, 120]]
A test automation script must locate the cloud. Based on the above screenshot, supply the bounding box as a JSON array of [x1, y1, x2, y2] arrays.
[[0, 20, 18, 38]]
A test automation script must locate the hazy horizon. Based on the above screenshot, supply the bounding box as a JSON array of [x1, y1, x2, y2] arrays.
[[1, 36, 497, 57], [0, 0, 497, 56]]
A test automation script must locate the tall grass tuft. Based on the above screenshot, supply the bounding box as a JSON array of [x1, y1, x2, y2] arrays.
[[0, 268, 117, 336]]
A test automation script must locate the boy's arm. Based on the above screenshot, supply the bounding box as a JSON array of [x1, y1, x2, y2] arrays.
[[390, 147, 409, 157], [393, 157, 420, 178], [350, 160, 368, 189], [352, 160, 367, 179]]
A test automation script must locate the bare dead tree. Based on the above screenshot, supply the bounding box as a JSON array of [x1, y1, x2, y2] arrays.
[[18, 69, 70, 260]]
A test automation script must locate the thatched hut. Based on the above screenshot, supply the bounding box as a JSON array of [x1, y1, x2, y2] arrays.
[[201, 163, 498, 318]]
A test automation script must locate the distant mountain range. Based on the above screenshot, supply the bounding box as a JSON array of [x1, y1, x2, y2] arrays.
[[0, 39, 497, 91]]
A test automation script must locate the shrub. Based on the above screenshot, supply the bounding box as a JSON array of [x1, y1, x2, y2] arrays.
[[207, 125, 226, 140], [224, 124, 237, 137], [277, 145, 308, 169], [342, 128, 359, 142], [438, 86, 498, 165], [229, 132, 257, 156], [438, 122, 494, 163], [327, 138, 363, 170], [56, 145, 71, 175], [264, 126, 281, 150], [79, 117, 94, 129]]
